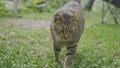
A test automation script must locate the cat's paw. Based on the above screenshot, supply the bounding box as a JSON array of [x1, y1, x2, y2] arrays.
[[54, 61, 63, 68]]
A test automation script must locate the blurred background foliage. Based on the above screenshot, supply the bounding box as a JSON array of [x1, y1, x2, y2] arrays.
[[0, 1, 14, 17], [0, 0, 69, 18]]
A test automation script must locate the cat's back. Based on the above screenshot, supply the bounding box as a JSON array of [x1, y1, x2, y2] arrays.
[[61, 1, 82, 14]]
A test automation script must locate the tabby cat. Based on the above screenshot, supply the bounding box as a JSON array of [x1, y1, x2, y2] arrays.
[[50, 0, 84, 68]]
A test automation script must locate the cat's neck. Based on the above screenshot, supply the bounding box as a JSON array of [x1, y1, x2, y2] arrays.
[[71, 0, 81, 4]]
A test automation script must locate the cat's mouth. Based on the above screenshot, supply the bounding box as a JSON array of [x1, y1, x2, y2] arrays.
[[56, 36, 70, 41], [56, 33, 71, 41], [62, 38, 69, 40], [62, 33, 70, 40], [62, 37, 70, 41], [61, 39, 70, 42]]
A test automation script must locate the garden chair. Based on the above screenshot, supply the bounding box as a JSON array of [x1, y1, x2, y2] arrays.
[[102, 0, 120, 24]]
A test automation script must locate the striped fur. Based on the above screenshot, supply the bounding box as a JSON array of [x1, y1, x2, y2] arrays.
[[50, 0, 84, 68]]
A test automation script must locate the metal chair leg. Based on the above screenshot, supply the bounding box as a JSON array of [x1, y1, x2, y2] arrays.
[[108, 5, 118, 24], [102, 1, 120, 24]]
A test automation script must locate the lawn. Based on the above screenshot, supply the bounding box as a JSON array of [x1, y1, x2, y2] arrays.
[[0, 3, 120, 68]]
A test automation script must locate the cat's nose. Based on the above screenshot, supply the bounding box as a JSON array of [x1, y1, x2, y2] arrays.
[[64, 34, 69, 39]]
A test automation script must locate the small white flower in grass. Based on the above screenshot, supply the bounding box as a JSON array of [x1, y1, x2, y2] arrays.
[[9, 32, 16, 35]]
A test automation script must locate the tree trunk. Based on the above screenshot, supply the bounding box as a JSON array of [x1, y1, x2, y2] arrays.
[[13, 0, 18, 17], [23, 0, 27, 2], [84, 0, 95, 11]]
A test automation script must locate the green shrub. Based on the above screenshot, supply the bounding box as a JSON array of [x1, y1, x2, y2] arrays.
[[0, 0, 70, 18], [25, 0, 69, 13], [45, 0, 69, 12], [0, 2, 13, 18], [26, 0, 45, 12]]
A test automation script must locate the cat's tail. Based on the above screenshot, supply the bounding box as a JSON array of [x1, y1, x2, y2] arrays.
[[71, 0, 81, 3]]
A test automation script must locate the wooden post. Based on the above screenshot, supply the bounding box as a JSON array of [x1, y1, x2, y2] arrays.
[[13, 0, 18, 17]]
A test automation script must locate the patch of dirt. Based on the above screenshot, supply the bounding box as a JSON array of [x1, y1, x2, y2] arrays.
[[2, 18, 51, 29]]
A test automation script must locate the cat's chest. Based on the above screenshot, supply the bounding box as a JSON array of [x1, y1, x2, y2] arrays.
[[56, 41, 70, 47]]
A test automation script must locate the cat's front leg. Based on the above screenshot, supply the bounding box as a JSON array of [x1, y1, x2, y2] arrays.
[[64, 43, 77, 68], [53, 43, 62, 64]]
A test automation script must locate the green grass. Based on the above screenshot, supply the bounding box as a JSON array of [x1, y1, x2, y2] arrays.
[[0, 23, 53, 68], [0, 7, 120, 68], [20, 12, 54, 20]]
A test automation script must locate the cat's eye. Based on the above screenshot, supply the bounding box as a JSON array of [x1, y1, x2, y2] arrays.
[[59, 29, 64, 32], [70, 29, 76, 32], [73, 20, 78, 23], [70, 30, 74, 32]]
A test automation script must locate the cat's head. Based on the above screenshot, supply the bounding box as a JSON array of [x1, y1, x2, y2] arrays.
[[52, 12, 80, 41]]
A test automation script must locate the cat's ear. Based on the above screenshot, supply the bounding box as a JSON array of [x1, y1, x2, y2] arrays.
[[54, 13, 63, 22]]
